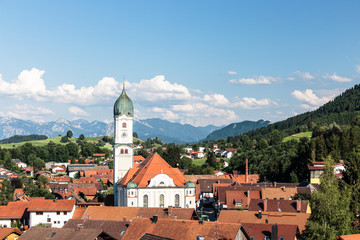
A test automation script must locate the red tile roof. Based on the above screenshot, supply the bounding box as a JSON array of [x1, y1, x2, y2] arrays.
[[218, 210, 310, 233], [0, 227, 22, 239], [27, 199, 76, 212], [0, 202, 30, 219], [82, 206, 195, 221], [122, 217, 248, 240], [73, 187, 97, 196], [249, 199, 309, 213], [242, 223, 298, 240], [119, 153, 187, 187], [73, 177, 97, 184], [72, 207, 87, 219], [335, 234, 360, 240]]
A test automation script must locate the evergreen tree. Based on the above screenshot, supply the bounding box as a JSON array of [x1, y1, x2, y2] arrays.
[[342, 147, 360, 221], [206, 152, 217, 168]]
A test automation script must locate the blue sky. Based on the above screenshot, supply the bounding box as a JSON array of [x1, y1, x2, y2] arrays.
[[0, 1, 359, 126]]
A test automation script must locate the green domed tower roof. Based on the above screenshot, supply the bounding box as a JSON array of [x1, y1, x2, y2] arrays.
[[185, 181, 195, 188], [126, 181, 137, 189], [114, 83, 134, 117]]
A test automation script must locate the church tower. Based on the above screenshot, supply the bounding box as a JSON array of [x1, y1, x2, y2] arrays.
[[113, 83, 134, 205]]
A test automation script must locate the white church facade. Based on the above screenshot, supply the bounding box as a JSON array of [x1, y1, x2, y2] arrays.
[[113, 84, 196, 208]]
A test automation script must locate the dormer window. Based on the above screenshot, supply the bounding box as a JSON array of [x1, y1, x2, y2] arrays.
[[159, 181, 165, 186]]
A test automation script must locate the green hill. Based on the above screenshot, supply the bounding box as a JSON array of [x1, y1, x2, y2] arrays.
[[246, 84, 360, 139]]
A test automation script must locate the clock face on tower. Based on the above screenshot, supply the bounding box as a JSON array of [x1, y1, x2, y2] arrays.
[[121, 132, 127, 138]]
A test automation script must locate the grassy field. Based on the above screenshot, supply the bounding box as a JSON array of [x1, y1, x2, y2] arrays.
[[0, 136, 142, 149], [283, 131, 312, 142], [192, 158, 206, 166]]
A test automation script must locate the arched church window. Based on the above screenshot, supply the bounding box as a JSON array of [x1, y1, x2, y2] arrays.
[[125, 149, 128, 154], [143, 194, 148, 207], [121, 149, 124, 154], [159, 181, 165, 186], [175, 194, 180, 207], [160, 194, 164, 207], [122, 122, 127, 128]]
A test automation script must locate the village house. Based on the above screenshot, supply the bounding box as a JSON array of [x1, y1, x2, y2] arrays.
[[217, 210, 310, 234], [11, 159, 27, 168], [18, 226, 115, 240], [0, 202, 30, 228], [248, 199, 311, 213], [241, 223, 299, 240], [0, 227, 22, 240], [27, 199, 76, 227], [121, 217, 251, 240], [63, 219, 129, 240]]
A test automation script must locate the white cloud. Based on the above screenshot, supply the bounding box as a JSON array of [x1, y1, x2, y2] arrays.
[[128, 75, 191, 102], [0, 104, 55, 122], [203, 93, 230, 106], [233, 97, 278, 109], [0, 68, 122, 105], [68, 106, 90, 116], [291, 89, 334, 108], [293, 71, 315, 80], [323, 73, 352, 82], [229, 75, 279, 85], [227, 71, 237, 75]]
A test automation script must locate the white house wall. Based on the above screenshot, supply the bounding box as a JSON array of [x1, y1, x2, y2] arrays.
[[29, 205, 75, 228], [0, 219, 11, 227]]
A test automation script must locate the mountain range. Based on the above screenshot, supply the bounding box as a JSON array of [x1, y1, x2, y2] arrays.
[[0, 117, 269, 144]]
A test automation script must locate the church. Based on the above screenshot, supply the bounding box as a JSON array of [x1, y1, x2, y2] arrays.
[[113, 84, 196, 208]]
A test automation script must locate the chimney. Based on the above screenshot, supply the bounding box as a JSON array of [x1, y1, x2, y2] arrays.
[[151, 215, 158, 224], [168, 206, 173, 216], [123, 216, 127, 221], [258, 210, 262, 219], [247, 190, 251, 207], [274, 181, 276, 187], [199, 220, 203, 225], [263, 199, 268, 212], [296, 199, 301, 212], [271, 224, 278, 240], [54, 198, 57, 203], [245, 158, 249, 183], [233, 170, 238, 178]]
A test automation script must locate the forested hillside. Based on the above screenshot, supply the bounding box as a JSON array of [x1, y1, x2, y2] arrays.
[[0, 134, 48, 144], [246, 84, 360, 139]]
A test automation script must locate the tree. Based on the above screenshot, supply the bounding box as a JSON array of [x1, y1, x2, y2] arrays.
[[66, 142, 80, 160], [164, 145, 181, 167], [79, 134, 85, 140], [304, 159, 353, 239], [28, 154, 45, 173], [133, 132, 138, 138], [206, 152, 217, 168], [81, 142, 96, 157], [66, 130, 73, 138], [270, 130, 283, 146], [0, 179, 14, 205], [136, 148, 149, 159], [342, 147, 360, 220], [60, 136, 69, 143], [24, 178, 54, 199]]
